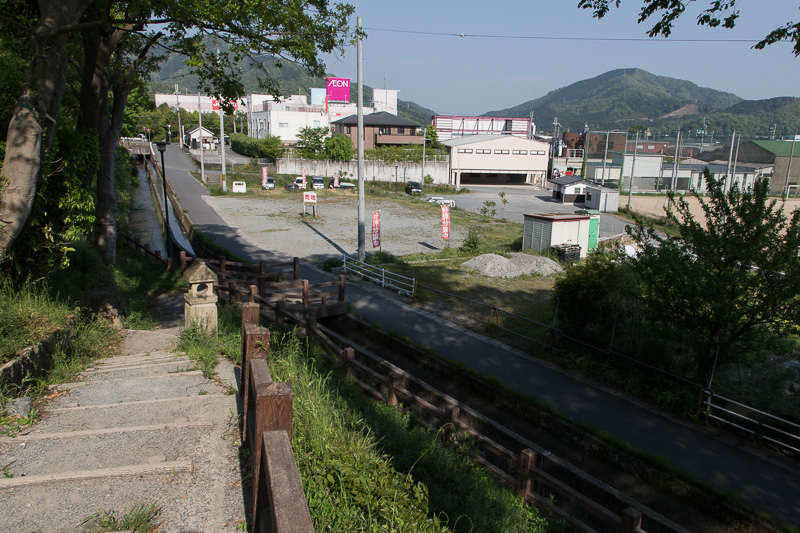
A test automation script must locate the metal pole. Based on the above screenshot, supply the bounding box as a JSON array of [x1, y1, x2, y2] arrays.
[[357, 16, 365, 261], [217, 49, 227, 193], [158, 147, 172, 259], [175, 87, 182, 147], [732, 132, 741, 187], [627, 132, 638, 210], [199, 93, 205, 183], [784, 133, 797, 198], [601, 131, 609, 186], [725, 131, 735, 192], [671, 130, 680, 191]]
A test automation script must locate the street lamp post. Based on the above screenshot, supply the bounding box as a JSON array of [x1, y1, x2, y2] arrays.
[[167, 124, 171, 144], [155, 142, 172, 259]]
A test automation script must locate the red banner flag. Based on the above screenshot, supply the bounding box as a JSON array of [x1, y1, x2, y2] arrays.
[[441, 205, 450, 240], [262, 167, 268, 188], [372, 211, 381, 248]]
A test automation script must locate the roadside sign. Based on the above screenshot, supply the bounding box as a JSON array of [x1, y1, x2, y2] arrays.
[[261, 167, 268, 189], [441, 205, 450, 240], [303, 192, 317, 206], [372, 211, 381, 248]]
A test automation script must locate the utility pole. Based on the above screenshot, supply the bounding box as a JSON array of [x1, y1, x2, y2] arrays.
[[671, 130, 680, 191], [198, 93, 205, 183], [627, 132, 639, 210], [356, 16, 365, 261], [725, 131, 736, 192], [175, 85, 182, 147], [784, 133, 797, 198], [601, 131, 609, 186], [217, 49, 227, 193], [421, 127, 427, 183]]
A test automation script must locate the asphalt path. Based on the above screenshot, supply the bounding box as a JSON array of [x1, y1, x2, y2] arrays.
[[159, 144, 800, 527], [432, 184, 631, 238]]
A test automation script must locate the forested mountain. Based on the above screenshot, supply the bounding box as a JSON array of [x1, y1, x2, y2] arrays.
[[483, 68, 800, 137], [149, 52, 436, 126]]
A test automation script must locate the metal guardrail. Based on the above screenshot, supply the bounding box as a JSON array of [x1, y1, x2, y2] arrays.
[[704, 390, 800, 455], [342, 255, 417, 298]]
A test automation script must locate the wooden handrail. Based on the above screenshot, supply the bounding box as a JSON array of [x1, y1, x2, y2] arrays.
[[260, 431, 315, 533]]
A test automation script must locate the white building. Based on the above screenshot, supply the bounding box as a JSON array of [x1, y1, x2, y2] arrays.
[[434, 116, 533, 141], [443, 135, 550, 189], [154, 92, 268, 114]]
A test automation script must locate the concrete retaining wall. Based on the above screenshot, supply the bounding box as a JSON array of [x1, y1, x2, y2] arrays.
[[276, 158, 450, 185]]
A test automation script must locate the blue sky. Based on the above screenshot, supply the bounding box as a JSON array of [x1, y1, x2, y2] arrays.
[[321, 1, 800, 116]]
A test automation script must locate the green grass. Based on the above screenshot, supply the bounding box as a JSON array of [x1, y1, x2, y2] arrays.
[[80, 500, 162, 533], [176, 304, 242, 378], [112, 244, 186, 330]]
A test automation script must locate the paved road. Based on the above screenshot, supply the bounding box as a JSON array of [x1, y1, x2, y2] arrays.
[[433, 184, 630, 238], [159, 144, 800, 527]]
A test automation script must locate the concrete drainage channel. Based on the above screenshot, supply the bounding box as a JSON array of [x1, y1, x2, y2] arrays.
[[318, 313, 779, 533]]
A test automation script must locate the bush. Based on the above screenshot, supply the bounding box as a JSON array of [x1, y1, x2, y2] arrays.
[[229, 133, 284, 160], [321, 257, 343, 271]]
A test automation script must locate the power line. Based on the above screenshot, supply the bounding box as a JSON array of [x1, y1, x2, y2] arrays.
[[363, 26, 761, 43]]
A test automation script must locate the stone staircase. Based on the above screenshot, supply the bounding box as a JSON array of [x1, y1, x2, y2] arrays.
[[0, 325, 247, 532]]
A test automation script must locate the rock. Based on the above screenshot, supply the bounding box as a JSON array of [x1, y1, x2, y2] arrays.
[[6, 397, 32, 418]]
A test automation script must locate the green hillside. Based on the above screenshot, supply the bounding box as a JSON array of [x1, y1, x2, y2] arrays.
[[149, 52, 436, 126], [485, 68, 743, 132]]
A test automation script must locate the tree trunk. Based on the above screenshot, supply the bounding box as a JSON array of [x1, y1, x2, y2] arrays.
[[0, 0, 92, 259]]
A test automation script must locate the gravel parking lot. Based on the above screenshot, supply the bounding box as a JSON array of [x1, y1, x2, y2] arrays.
[[204, 194, 464, 261]]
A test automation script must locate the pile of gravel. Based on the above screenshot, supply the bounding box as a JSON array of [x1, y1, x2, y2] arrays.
[[460, 253, 563, 278]]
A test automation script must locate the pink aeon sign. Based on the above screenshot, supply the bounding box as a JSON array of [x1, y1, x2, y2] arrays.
[[326, 77, 350, 102]]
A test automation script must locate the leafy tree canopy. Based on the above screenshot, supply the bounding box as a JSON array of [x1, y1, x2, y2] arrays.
[[324, 134, 354, 161], [628, 169, 800, 385], [578, 1, 800, 56], [295, 126, 330, 156]]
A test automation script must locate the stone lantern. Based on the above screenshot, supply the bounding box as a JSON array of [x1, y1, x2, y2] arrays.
[[183, 261, 218, 333]]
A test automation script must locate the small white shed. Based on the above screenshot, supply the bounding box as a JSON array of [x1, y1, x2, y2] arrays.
[[522, 213, 591, 259], [584, 184, 619, 213]]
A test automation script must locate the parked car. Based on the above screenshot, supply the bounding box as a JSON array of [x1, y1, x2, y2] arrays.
[[294, 176, 307, 189], [285, 182, 301, 191], [312, 176, 325, 190], [426, 196, 455, 207], [263, 177, 275, 190], [405, 181, 422, 195], [330, 180, 356, 190]]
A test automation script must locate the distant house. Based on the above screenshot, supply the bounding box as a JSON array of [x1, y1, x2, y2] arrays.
[[549, 175, 594, 204], [331, 111, 422, 149], [185, 126, 216, 148]]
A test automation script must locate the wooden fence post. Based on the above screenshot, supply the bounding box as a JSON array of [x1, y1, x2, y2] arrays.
[[252, 381, 294, 528], [155, 250, 162, 261], [342, 347, 354, 377], [228, 280, 238, 303], [302, 279, 309, 308], [338, 274, 346, 301], [387, 371, 400, 407], [179, 250, 187, 272], [240, 303, 260, 397], [293, 256, 299, 280], [275, 300, 284, 326], [241, 324, 270, 444], [248, 284, 258, 302], [622, 507, 643, 533], [144, 243, 151, 256], [517, 449, 537, 501], [220, 256, 227, 281], [441, 402, 460, 444]]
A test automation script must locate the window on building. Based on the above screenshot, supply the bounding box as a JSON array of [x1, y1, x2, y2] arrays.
[[398, 127, 405, 134], [512, 150, 527, 155], [587, 191, 593, 201], [476, 149, 491, 154], [379, 126, 390, 135], [647, 145, 655, 150], [608, 142, 614, 149], [504, 119, 512, 131], [636, 144, 643, 149], [494, 149, 509, 154], [457, 148, 473, 153], [347, 126, 351, 134], [279, 122, 288, 128]]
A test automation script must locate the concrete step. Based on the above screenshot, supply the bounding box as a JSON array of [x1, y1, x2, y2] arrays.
[[47, 372, 218, 407], [29, 393, 232, 434], [0, 421, 214, 478], [120, 328, 181, 355], [80, 358, 198, 380], [0, 459, 245, 532], [89, 350, 186, 368]]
